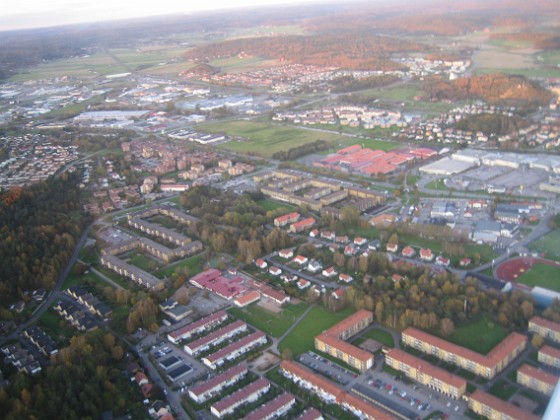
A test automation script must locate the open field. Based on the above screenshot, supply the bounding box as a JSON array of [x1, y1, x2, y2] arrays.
[[257, 198, 295, 212], [126, 252, 163, 272], [209, 56, 280, 73], [516, 263, 560, 292], [443, 316, 508, 355], [278, 306, 355, 356], [63, 267, 107, 290], [359, 85, 422, 101], [529, 231, 560, 261], [154, 254, 203, 279], [228, 302, 308, 338], [362, 328, 395, 347], [201, 121, 348, 157]]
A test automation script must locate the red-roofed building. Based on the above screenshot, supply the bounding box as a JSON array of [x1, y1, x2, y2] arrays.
[[290, 217, 316, 233], [135, 372, 149, 386], [402, 246, 415, 258], [392, 274, 404, 283], [279, 249, 294, 259], [210, 378, 270, 418], [167, 310, 228, 344], [354, 237, 367, 246], [255, 259, 267, 269], [190, 269, 248, 300], [385, 348, 467, 398], [517, 363, 559, 396], [274, 212, 300, 227], [295, 408, 324, 420], [297, 279, 311, 289], [339, 273, 353, 283], [402, 327, 526, 379], [244, 393, 296, 420], [322, 266, 338, 278], [188, 365, 248, 403], [234, 291, 261, 308], [293, 255, 308, 265], [280, 360, 343, 403], [468, 389, 540, 420], [202, 331, 267, 370], [459, 258, 471, 267], [420, 248, 433, 261], [529, 316, 560, 344], [331, 288, 344, 300], [435, 256, 450, 267], [309, 229, 319, 238], [337, 392, 396, 420], [538, 345, 560, 368], [386, 242, 398, 253], [314, 310, 374, 372], [269, 266, 282, 276], [261, 287, 290, 305], [184, 320, 248, 356]]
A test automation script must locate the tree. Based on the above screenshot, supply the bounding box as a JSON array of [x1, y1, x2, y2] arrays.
[[282, 348, 293, 360], [440, 317, 455, 337], [520, 301, 534, 320], [531, 334, 544, 349]]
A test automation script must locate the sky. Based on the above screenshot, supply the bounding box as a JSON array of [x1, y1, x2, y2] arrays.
[[0, 0, 323, 31]]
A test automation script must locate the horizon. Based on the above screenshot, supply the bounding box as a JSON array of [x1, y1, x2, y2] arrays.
[[0, 0, 327, 31]]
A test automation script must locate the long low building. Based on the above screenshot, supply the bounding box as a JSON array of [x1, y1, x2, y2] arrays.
[[538, 345, 560, 368], [188, 364, 248, 404], [100, 254, 163, 290], [529, 316, 560, 344], [184, 320, 247, 356], [314, 309, 374, 372], [210, 378, 270, 418], [401, 327, 526, 379], [167, 311, 228, 344], [517, 363, 559, 396], [280, 361, 394, 419], [244, 393, 296, 420], [385, 348, 467, 399], [468, 389, 539, 420], [202, 331, 267, 370]]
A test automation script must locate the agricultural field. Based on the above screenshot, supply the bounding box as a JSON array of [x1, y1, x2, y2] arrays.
[[529, 231, 560, 261], [443, 316, 509, 355], [228, 302, 308, 338], [515, 263, 560, 293], [201, 121, 348, 157], [278, 306, 355, 356]]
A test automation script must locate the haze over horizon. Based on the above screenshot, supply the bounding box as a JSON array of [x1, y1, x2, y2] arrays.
[[0, 0, 326, 31]]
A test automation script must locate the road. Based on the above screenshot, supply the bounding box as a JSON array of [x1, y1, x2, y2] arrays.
[[0, 223, 93, 347]]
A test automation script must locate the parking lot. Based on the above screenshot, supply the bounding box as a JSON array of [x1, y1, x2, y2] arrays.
[[298, 351, 357, 386], [150, 341, 207, 386]]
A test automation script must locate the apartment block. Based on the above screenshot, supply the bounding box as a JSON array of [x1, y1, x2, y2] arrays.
[[517, 363, 559, 396], [529, 316, 560, 344]]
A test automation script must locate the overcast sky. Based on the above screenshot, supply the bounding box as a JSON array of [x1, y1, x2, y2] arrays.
[[0, 0, 323, 31]]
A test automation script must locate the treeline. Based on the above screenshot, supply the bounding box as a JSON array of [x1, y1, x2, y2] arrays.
[[0, 331, 145, 419], [490, 32, 560, 50], [0, 173, 90, 307], [272, 140, 331, 161], [425, 73, 553, 108], [184, 34, 424, 70], [454, 113, 530, 137], [330, 74, 400, 93]]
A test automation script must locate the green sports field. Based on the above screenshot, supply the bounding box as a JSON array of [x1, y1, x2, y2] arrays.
[[529, 231, 560, 262], [516, 263, 560, 293], [228, 302, 308, 338]]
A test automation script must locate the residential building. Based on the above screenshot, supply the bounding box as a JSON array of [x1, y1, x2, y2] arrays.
[[401, 327, 526, 379], [290, 217, 316, 233], [538, 345, 560, 368], [188, 365, 248, 403], [202, 331, 267, 370], [468, 389, 539, 420], [529, 316, 560, 344], [279, 249, 294, 259], [233, 291, 261, 307], [167, 311, 228, 344], [385, 348, 467, 398], [314, 310, 374, 372], [295, 408, 324, 420], [517, 363, 559, 396], [210, 378, 270, 418], [244, 393, 296, 420], [402, 246, 416, 258], [274, 212, 300, 227], [184, 320, 247, 356], [420, 248, 434, 262]]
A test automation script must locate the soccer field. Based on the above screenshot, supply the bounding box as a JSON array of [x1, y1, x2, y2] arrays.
[[516, 263, 560, 293]]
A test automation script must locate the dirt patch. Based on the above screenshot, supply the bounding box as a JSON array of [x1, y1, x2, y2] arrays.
[[250, 351, 280, 372], [258, 298, 282, 314]]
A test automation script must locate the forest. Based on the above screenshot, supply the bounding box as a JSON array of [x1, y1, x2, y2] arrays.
[[454, 113, 531, 138], [0, 331, 146, 419], [0, 173, 90, 308], [183, 34, 424, 70]]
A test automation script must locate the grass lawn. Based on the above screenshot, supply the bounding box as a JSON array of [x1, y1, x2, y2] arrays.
[[200, 121, 348, 158], [362, 328, 395, 347], [228, 302, 308, 338], [488, 380, 518, 400], [279, 306, 355, 356], [62, 268, 107, 290], [38, 308, 74, 345], [529, 231, 560, 261], [443, 316, 508, 355], [154, 254, 203, 279], [516, 263, 560, 292], [257, 198, 295, 212], [126, 252, 163, 272]]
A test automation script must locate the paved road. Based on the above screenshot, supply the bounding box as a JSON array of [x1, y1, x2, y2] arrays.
[[0, 223, 93, 347]]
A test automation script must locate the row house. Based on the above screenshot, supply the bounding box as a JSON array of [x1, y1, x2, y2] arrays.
[[202, 331, 267, 370], [188, 364, 248, 404], [517, 363, 559, 396], [184, 320, 247, 356], [468, 389, 539, 420], [167, 310, 228, 344], [210, 378, 270, 418], [529, 316, 560, 344]]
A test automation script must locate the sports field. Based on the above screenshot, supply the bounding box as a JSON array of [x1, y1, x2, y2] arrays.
[[228, 302, 308, 338], [516, 263, 560, 293], [201, 121, 347, 157], [278, 306, 355, 356], [529, 230, 560, 261]]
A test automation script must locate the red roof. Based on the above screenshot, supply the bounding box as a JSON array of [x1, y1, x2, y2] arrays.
[[316, 333, 371, 362], [530, 316, 560, 334], [386, 348, 467, 390], [281, 360, 342, 399], [168, 310, 227, 340], [244, 393, 295, 420], [211, 378, 270, 414], [295, 408, 323, 420], [186, 320, 247, 353], [275, 212, 300, 224], [337, 392, 395, 420], [540, 345, 560, 361], [234, 291, 260, 307], [189, 365, 247, 398], [292, 217, 316, 229], [204, 331, 266, 364], [518, 363, 559, 386], [469, 389, 539, 420]]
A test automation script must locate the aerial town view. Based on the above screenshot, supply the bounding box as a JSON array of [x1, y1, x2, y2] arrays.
[[1, 0, 560, 419]]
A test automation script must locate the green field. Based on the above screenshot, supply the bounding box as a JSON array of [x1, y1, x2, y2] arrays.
[[361, 328, 395, 347], [201, 121, 348, 157], [228, 302, 308, 338], [444, 316, 508, 355], [516, 263, 560, 292], [257, 198, 295, 212], [360, 85, 423, 101], [489, 379, 518, 400], [154, 254, 203, 279], [529, 231, 560, 261], [278, 306, 355, 355], [126, 252, 163, 272]]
